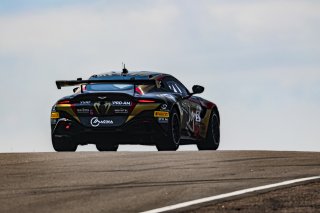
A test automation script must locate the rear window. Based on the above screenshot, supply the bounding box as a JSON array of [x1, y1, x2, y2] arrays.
[[84, 83, 165, 94], [86, 84, 133, 91]]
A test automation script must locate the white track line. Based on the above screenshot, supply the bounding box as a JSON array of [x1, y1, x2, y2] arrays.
[[141, 176, 320, 213]]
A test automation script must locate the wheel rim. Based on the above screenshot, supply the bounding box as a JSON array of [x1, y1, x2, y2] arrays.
[[211, 114, 220, 145], [172, 114, 180, 145]]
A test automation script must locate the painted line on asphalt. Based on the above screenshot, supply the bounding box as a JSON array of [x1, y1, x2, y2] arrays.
[[141, 176, 320, 213]]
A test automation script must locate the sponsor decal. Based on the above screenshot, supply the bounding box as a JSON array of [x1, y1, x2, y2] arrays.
[[158, 117, 169, 123], [161, 104, 168, 110], [98, 96, 107, 100], [195, 105, 202, 122], [112, 101, 131, 106], [90, 117, 114, 127], [94, 102, 111, 114], [154, 111, 170, 118], [77, 108, 90, 114], [193, 110, 201, 122], [114, 108, 128, 114], [80, 101, 91, 105]]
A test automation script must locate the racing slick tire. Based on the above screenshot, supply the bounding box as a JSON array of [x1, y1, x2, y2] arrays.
[[96, 143, 119, 152], [156, 108, 180, 151], [197, 109, 220, 150], [52, 138, 78, 152]]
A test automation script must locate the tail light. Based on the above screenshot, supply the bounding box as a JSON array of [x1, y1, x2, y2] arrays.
[[57, 100, 70, 104], [138, 99, 156, 103]]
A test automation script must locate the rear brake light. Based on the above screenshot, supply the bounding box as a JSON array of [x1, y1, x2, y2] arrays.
[[138, 99, 156, 103], [57, 100, 70, 104]]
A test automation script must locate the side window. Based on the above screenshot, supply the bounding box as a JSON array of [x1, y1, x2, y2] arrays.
[[167, 82, 174, 92], [166, 81, 177, 93], [173, 81, 189, 96], [162, 77, 174, 92], [174, 83, 183, 94], [170, 82, 179, 93], [162, 77, 189, 96]]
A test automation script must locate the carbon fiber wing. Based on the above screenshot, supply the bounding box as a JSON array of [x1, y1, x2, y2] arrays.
[[56, 79, 156, 89]]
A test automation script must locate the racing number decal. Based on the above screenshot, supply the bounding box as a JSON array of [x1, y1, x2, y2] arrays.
[[186, 103, 202, 134]]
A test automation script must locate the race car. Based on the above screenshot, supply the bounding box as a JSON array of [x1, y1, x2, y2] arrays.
[[51, 68, 220, 151]]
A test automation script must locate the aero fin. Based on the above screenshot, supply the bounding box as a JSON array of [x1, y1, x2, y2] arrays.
[[122, 63, 128, 75]]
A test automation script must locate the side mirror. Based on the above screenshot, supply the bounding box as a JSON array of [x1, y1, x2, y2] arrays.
[[192, 85, 204, 94], [73, 87, 79, 93]]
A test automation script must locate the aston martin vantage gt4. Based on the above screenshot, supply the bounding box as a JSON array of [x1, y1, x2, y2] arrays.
[[51, 70, 220, 151]]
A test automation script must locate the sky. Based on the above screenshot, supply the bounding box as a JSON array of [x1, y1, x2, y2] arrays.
[[0, 0, 319, 152]]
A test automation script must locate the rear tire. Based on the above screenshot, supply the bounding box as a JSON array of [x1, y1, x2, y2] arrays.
[[96, 143, 119, 152], [156, 108, 180, 151], [52, 138, 77, 152], [197, 109, 220, 150]]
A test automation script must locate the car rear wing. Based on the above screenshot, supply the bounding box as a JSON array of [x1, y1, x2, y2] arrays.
[[56, 79, 157, 89]]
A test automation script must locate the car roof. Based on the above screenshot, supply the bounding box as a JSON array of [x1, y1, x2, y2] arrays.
[[89, 71, 168, 80]]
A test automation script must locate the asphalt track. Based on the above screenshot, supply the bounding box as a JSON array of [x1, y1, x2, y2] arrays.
[[0, 151, 319, 212]]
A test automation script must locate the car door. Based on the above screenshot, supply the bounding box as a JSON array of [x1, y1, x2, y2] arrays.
[[162, 77, 202, 139]]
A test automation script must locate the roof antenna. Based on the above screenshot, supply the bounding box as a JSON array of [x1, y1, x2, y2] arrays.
[[122, 62, 128, 75]]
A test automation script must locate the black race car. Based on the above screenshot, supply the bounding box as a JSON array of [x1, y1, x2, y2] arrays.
[[51, 68, 220, 151]]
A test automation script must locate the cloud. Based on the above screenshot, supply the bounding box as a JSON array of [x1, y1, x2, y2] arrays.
[[204, 1, 320, 44], [1, 0, 319, 70], [0, 3, 179, 57]]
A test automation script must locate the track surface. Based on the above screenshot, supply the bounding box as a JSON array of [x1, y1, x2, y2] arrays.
[[0, 151, 319, 212], [184, 181, 320, 213]]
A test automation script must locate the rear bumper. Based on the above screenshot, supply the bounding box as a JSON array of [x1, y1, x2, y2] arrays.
[[51, 116, 169, 145]]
